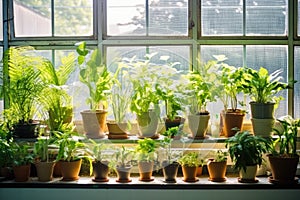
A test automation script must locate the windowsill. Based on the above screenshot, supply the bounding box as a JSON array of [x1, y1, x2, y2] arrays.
[[1, 175, 300, 189]]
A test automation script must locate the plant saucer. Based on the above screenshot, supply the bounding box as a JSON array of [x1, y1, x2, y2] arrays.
[[208, 177, 227, 182], [268, 176, 299, 185], [138, 177, 154, 182], [238, 178, 259, 183], [92, 178, 109, 182], [116, 179, 132, 183], [182, 178, 199, 183]]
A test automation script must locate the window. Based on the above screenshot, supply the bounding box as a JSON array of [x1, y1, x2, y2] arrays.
[[1, 0, 299, 120]]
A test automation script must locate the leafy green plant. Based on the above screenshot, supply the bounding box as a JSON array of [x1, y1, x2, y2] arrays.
[[272, 115, 300, 156], [241, 67, 294, 105], [211, 150, 228, 162], [111, 146, 134, 169], [33, 137, 56, 162], [225, 131, 270, 172], [76, 41, 112, 111], [11, 142, 34, 166], [160, 127, 181, 165], [54, 131, 89, 162], [88, 140, 109, 162], [38, 52, 76, 133], [178, 152, 203, 167], [135, 138, 157, 162], [3, 46, 46, 126], [0, 138, 14, 168]]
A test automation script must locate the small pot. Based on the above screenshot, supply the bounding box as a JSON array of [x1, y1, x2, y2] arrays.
[[116, 165, 132, 183], [162, 161, 179, 183], [13, 164, 31, 182], [138, 161, 154, 181], [92, 161, 109, 182], [181, 165, 198, 182]]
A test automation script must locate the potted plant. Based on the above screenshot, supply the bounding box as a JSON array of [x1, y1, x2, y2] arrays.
[[207, 150, 228, 182], [76, 41, 112, 139], [54, 131, 90, 181], [110, 146, 135, 183], [160, 127, 181, 183], [88, 140, 110, 182], [33, 136, 57, 182], [38, 53, 76, 134], [11, 142, 34, 182], [268, 115, 300, 185], [135, 138, 157, 181], [241, 67, 294, 137], [184, 59, 220, 139], [0, 137, 14, 179], [127, 54, 163, 138], [3, 46, 46, 138], [217, 58, 246, 137], [107, 65, 133, 139], [178, 152, 203, 182], [225, 130, 270, 183]]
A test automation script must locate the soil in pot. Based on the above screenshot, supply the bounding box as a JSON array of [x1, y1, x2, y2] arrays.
[[162, 161, 179, 183], [207, 159, 227, 182], [92, 161, 110, 182], [138, 161, 154, 182]]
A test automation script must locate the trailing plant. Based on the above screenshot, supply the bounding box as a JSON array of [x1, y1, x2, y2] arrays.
[[241, 67, 295, 105], [272, 115, 300, 156], [135, 138, 157, 162], [178, 152, 203, 167], [76, 41, 112, 111], [225, 131, 271, 172]]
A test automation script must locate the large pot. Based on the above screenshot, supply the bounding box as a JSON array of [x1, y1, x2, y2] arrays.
[[13, 122, 39, 138], [268, 154, 299, 185], [80, 110, 107, 139], [136, 110, 159, 138], [250, 102, 275, 119], [251, 118, 275, 137], [221, 109, 245, 137], [188, 113, 210, 139]]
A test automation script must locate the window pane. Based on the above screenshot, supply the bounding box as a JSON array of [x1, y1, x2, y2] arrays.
[[298, 0, 300, 36], [246, 45, 288, 117], [149, 0, 188, 36], [201, 0, 243, 36], [0, 1, 3, 40], [295, 47, 300, 118], [107, 0, 188, 36], [14, 0, 51, 37], [54, 0, 93, 36], [246, 0, 287, 36], [107, 0, 146, 36]]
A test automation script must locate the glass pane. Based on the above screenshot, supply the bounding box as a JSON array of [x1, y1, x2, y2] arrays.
[[54, 0, 93, 36], [246, 45, 288, 117], [149, 0, 188, 36], [298, 0, 300, 36], [0, 47, 3, 111], [246, 0, 287, 36], [14, 0, 51, 37], [200, 45, 243, 116], [201, 0, 243, 36], [107, 0, 146, 36], [0, 1, 3, 40], [295, 47, 300, 118]]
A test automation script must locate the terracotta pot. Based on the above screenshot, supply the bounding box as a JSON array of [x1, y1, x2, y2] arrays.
[[138, 161, 154, 181], [188, 114, 210, 139], [35, 161, 56, 182], [162, 161, 179, 183], [136, 110, 159, 138], [92, 161, 109, 182], [221, 109, 245, 137], [107, 121, 129, 139], [60, 159, 82, 181], [268, 154, 299, 184], [238, 165, 258, 182], [13, 164, 31, 182], [80, 110, 107, 139], [207, 159, 227, 182], [53, 161, 62, 177], [181, 165, 198, 182], [116, 165, 132, 183], [196, 166, 203, 176]]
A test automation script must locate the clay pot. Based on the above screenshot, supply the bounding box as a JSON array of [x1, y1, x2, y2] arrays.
[[221, 109, 245, 137], [35, 161, 56, 182], [162, 161, 179, 183], [181, 166, 198, 182], [13, 164, 31, 182], [60, 159, 82, 181], [138, 161, 154, 181], [81, 110, 107, 139], [116, 165, 132, 183], [92, 161, 109, 182], [207, 159, 227, 182]]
